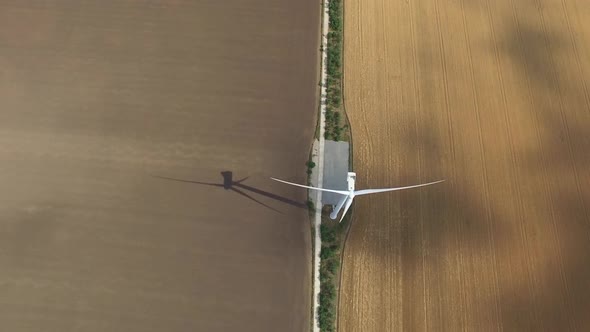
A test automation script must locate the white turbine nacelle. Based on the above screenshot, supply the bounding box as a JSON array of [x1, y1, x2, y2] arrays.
[[271, 172, 444, 222]]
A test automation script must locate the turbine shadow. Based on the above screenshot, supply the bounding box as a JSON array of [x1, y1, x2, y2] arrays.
[[153, 171, 307, 213]]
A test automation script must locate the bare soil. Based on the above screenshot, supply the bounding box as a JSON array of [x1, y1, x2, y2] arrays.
[[0, 1, 319, 331], [339, 0, 590, 330]]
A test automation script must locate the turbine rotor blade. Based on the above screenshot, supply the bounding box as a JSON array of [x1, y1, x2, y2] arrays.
[[330, 195, 348, 220], [339, 196, 354, 222], [271, 177, 349, 195], [354, 180, 445, 196]]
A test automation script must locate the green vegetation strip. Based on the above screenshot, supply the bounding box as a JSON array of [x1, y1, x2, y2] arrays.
[[315, 0, 353, 330], [318, 222, 339, 331], [324, 0, 348, 142], [318, 210, 351, 332]]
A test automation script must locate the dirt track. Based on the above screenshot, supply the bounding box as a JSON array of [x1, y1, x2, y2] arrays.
[[339, 0, 590, 330], [0, 1, 319, 331]]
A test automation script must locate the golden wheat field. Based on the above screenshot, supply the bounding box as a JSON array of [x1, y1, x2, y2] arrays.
[[339, 0, 590, 330]]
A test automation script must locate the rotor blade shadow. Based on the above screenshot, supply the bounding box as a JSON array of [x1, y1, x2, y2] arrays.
[[230, 186, 284, 215], [234, 183, 307, 209], [152, 175, 222, 188], [153, 172, 304, 213]]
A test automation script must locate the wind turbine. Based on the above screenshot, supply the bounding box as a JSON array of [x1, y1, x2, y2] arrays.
[[272, 172, 444, 222]]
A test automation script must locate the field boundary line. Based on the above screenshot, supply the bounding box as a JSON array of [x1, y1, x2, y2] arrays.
[[334, 0, 357, 330]]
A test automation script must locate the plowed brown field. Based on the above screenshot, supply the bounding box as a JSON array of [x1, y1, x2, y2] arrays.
[[0, 1, 319, 331], [339, 0, 590, 330]]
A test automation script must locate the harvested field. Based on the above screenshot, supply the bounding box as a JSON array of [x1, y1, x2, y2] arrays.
[[0, 1, 319, 331], [339, 0, 590, 330]]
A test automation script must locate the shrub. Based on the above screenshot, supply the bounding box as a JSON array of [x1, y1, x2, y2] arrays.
[[320, 244, 339, 260], [319, 268, 331, 285], [328, 93, 341, 108], [326, 259, 340, 275], [320, 282, 335, 300], [321, 224, 337, 243], [325, 112, 333, 122], [330, 15, 341, 31], [328, 0, 341, 15]]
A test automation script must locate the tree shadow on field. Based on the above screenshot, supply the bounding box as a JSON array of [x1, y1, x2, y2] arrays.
[[499, 190, 590, 331], [495, 12, 590, 328], [359, 112, 512, 258], [498, 20, 590, 175], [494, 18, 590, 324], [153, 171, 307, 214]]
